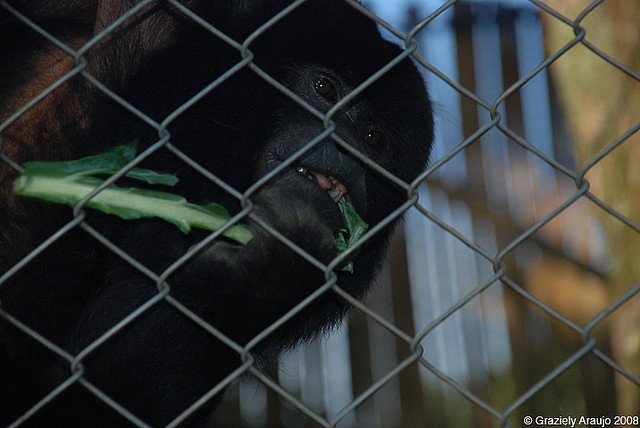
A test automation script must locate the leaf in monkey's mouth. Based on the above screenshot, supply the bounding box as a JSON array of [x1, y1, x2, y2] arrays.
[[334, 197, 368, 273], [296, 166, 368, 273], [296, 166, 350, 203]]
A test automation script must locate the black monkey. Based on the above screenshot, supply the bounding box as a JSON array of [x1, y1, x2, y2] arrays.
[[0, 0, 433, 426]]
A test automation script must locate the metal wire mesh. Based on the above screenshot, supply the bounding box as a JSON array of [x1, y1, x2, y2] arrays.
[[0, 0, 638, 427]]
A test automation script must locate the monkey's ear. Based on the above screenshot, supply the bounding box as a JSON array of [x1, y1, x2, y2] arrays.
[[93, 0, 181, 47], [89, 1, 180, 82], [94, 0, 137, 33]]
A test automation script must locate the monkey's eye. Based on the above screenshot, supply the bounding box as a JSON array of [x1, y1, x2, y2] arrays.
[[364, 130, 385, 148], [314, 77, 338, 103]]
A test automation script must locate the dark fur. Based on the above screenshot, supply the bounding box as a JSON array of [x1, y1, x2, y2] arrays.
[[0, 0, 433, 425]]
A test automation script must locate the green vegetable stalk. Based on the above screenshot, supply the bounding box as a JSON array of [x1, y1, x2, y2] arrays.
[[12, 144, 252, 245]]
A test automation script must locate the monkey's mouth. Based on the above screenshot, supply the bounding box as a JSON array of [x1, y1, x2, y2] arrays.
[[297, 166, 350, 203]]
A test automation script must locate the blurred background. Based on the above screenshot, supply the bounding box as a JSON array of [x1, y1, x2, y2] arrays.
[[214, 0, 640, 426]]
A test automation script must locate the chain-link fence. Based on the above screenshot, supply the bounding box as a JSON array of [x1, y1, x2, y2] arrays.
[[1, 0, 639, 427]]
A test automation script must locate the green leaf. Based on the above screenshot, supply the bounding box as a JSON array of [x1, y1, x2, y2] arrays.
[[201, 202, 231, 217], [335, 197, 369, 273], [13, 145, 252, 245], [21, 144, 179, 187], [21, 143, 136, 177], [123, 167, 179, 186]]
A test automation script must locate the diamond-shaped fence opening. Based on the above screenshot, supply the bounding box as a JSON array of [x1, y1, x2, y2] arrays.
[[1, 0, 639, 427]]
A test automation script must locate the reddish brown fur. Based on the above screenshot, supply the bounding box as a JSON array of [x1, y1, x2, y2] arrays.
[[0, 44, 88, 180], [0, 41, 90, 259]]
